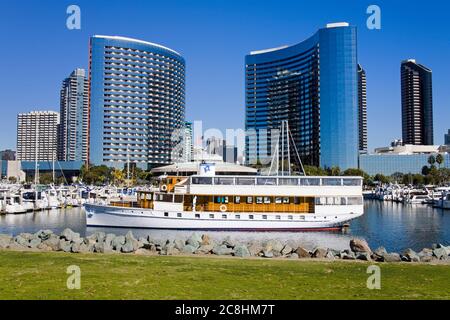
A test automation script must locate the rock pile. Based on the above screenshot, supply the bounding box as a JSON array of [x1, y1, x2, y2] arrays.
[[0, 230, 449, 263]]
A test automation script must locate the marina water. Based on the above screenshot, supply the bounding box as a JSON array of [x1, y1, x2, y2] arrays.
[[1, 200, 449, 252]]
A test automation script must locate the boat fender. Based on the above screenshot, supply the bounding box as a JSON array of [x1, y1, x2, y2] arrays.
[[219, 204, 227, 212]]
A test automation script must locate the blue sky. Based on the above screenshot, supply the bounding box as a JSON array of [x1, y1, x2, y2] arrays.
[[0, 0, 449, 152]]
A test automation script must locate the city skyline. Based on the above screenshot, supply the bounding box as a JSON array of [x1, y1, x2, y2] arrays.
[[1, 0, 449, 153]]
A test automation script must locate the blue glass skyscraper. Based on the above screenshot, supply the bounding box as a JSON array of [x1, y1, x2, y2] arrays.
[[245, 23, 359, 170], [89, 36, 185, 169]]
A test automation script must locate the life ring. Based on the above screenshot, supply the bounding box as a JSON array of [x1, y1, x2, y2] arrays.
[[160, 184, 168, 191], [219, 204, 227, 212]]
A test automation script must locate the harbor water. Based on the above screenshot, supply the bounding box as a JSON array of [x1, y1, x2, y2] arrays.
[[0, 200, 449, 252]]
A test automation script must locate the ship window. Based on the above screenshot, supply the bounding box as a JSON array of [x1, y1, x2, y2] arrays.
[[246, 197, 253, 204], [294, 197, 301, 205], [257, 178, 277, 185], [283, 197, 290, 204], [222, 214, 227, 219], [322, 178, 342, 186], [209, 214, 214, 219], [275, 197, 282, 204], [235, 214, 241, 219], [275, 215, 281, 220], [195, 214, 200, 219], [343, 178, 362, 186], [191, 177, 212, 185], [236, 178, 255, 185], [164, 212, 169, 217], [262, 215, 267, 219], [234, 196, 241, 204], [263, 197, 271, 204], [278, 178, 299, 186], [249, 215, 254, 219], [256, 197, 263, 204], [299, 215, 305, 220], [214, 177, 234, 185], [341, 197, 347, 205], [215, 196, 229, 204], [300, 178, 320, 186], [177, 213, 182, 217], [326, 197, 334, 205], [288, 215, 293, 220]]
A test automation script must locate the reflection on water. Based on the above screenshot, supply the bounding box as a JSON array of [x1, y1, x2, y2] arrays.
[[0, 200, 449, 252]]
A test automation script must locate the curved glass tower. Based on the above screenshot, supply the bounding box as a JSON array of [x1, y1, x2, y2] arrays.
[[245, 23, 358, 170], [89, 36, 185, 169]]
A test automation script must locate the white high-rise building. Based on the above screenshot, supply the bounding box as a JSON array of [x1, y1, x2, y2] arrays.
[[16, 111, 60, 161]]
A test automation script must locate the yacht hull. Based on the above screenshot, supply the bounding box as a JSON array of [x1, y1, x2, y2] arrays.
[[84, 204, 361, 231]]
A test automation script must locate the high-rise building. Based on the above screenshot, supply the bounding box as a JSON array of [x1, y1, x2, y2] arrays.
[[245, 22, 359, 170], [89, 36, 185, 169], [16, 111, 59, 161], [401, 59, 433, 145], [206, 137, 238, 164], [0, 149, 16, 161], [180, 121, 193, 162], [58, 68, 89, 162], [445, 130, 450, 145], [358, 64, 367, 153]]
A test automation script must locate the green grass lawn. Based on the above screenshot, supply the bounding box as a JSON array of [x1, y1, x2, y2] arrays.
[[0, 250, 449, 300]]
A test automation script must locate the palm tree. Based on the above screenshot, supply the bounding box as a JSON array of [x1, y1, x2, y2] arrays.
[[428, 155, 436, 167], [436, 154, 444, 168]]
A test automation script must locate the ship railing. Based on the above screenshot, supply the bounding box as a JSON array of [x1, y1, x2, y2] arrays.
[[190, 176, 362, 187]]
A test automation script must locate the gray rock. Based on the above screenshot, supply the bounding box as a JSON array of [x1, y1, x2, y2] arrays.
[[135, 248, 154, 255], [371, 247, 387, 261], [262, 250, 273, 258], [28, 238, 42, 248], [433, 248, 448, 260], [383, 252, 401, 262], [0, 234, 12, 248], [14, 235, 29, 247], [418, 248, 433, 258], [213, 245, 233, 255], [125, 231, 139, 251], [59, 239, 72, 252], [312, 247, 328, 258], [78, 243, 89, 253], [233, 245, 250, 258], [264, 240, 284, 254], [289, 253, 299, 259], [121, 241, 135, 253], [247, 243, 263, 256], [186, 233, 203, 248], [112, 235, 126, 251], [281, 245, 293, 256], [19, 233, 33, 240], [104, 233, 116, 246], [295, 247, 311, 258], [342, 251, 357, 260], [350, 238, 372, 254], [401, 249, 420, 262], [94, 242, 104, 253], [420, 255, 434, 262], [182, 244, 197, 254], [71, 242, 81, 253], [34, 230, 53, 241], [43, 235, 61, 251], [325, 250, 336, 259], [195, 244, 214, 254], [174, 239, 186, 251], [222, 237, 237, 248], [60, 228, 81, 243], [356, 252, 371, 261], [164, 245, 180, 256]]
